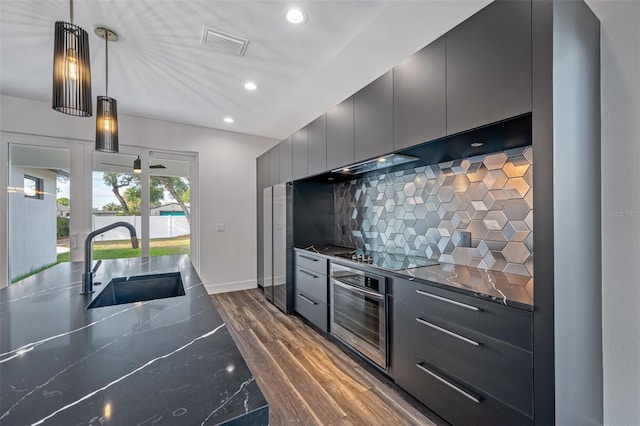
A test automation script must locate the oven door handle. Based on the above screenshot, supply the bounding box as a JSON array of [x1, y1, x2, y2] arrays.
[[332, 279, 385, 301]]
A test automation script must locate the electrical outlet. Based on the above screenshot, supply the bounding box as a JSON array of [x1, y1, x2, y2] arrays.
[[459, 231, 472, 248], [216, 223, 225, 232]]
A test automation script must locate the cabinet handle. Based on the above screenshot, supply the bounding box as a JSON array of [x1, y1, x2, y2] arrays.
[[416, 318, 480, 347], [415, 289, 481, 312], [300, 255, 319, 262], [298, 269, 318, 279], [298, 294, 318, 306], [415, 363, 482, 404]]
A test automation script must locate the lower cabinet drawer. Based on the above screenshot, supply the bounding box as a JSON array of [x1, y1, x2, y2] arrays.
[[393, 278, 533, 351], [394, 344, 532, 426], [295, 251, 328, 275], [295, 266, 327, 304], [394, 302, 532, 416], [295, 291, 328, 333]]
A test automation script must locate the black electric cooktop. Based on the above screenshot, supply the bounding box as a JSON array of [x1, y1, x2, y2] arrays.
[[301, 245, 438, 271]]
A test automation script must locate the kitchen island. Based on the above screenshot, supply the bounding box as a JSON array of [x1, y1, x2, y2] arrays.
[[0, 255, 268, 425]]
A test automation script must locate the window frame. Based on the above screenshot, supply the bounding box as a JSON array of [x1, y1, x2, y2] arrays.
[[23, 174, 44, 200]]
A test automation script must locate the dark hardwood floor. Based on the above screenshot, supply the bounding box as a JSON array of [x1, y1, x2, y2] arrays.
[[211, 289, 442, 426]]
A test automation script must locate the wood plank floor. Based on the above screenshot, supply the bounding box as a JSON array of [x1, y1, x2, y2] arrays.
[[211, 289, 443, 426]]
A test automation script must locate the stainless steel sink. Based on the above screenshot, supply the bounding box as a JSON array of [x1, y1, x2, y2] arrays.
[[87, 272, 185, 309]]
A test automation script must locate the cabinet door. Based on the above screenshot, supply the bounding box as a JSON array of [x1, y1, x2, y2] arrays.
[[256, 153, 269, 286], [268, 145, 280, 186], [307, 114, 327, 176], [446, 0, 531, 135], [354, 71, 393, 162], [393, 37, 446, 150], [279, 137, 293, 183], [292, 128, 308, 180], [326, 97, 354, 170]]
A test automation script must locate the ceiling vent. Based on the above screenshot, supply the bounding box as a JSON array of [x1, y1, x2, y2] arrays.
[[201, 26, 249, 56]]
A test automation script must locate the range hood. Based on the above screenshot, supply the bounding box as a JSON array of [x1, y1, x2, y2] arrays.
[[331, 153, 419, 176]]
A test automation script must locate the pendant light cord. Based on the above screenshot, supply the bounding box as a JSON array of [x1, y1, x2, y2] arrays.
[[70, 0, 73, 24], [105, 35, 109, 97]]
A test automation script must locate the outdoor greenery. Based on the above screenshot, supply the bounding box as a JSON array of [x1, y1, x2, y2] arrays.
[[57, 197, 70, 207], [56, 235, 190, 263], [57, 216, 69, 238], [11, 262, 59, 284], [12, 236, 189, 284], [101, 173, 190, 222]]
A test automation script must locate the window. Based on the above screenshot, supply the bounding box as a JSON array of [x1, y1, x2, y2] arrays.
[[24, 175, 43, 200]]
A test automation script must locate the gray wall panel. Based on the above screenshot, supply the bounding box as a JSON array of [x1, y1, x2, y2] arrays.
[[551, 1, 602, 424]]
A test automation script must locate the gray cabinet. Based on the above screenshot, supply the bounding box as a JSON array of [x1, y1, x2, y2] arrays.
[[279, 136, 293, 183], [393, 37, 446, 150], [256, 153, 269, 287], [354, 71, 393, 162], [268, 146, 280, 186], [446, 0, 531, 135], [391, 277, 534, 425], [393, 277, 532, 351], [292, 128, 308, 180], [294, 250, 328, 333], [326, 97, 354, 170], [394, 345, 531, 426], [307, 114, 327, 176]]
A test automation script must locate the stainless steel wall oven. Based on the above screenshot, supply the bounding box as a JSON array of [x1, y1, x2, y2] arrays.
[[329, 262, 387, 370]]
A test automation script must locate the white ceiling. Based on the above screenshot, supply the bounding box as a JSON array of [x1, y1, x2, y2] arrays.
[[1, 1, 492, 140]]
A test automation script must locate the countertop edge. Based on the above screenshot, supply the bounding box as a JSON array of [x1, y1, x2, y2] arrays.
[[294, 247, 534, 311]]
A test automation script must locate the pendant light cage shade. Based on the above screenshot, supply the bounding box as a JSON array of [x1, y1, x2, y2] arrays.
[[133, 156, 141, 174], [95, 96, 119, 153], [52, 21, 92, 117]]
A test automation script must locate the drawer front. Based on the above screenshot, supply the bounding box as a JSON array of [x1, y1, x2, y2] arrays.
[[393, 278, 532, 351], [295, 291, 328, 333], [394, 344, 532, 426], [295, 266, 327, 304], [295, 251, 328, 275], [394, 302, 532, 416]]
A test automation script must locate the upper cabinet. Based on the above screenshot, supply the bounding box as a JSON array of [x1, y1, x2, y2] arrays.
[[326, 97, 354, 170], [268, 145, 280, 186], [279, 136, 293, 183], [354, 71, 393, 162], [393, 37, 447, 150], [292, 128, 308, 180], [446, 0, 532, 135], [307, 114, 327, 176], [257, 152, 269, 191]]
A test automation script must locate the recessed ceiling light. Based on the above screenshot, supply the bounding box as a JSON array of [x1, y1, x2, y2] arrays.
[[470, 142, 484, 147], [285, 8, 307, 24], [378, 157, 387, 162], [224, 117, 234, 123], [244, 81, 258, 91]]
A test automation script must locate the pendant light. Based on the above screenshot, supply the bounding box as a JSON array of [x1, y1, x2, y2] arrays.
[[133, 156, 141, 174], [95, 27, 119, 153], [52, 0, 92, 117]]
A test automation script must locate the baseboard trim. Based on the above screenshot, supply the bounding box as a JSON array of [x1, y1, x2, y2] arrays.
[[204, 279, 257, 295]]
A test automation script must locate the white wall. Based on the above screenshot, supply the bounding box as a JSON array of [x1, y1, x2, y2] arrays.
[[0, 95, 279, 293], [8, 167, 57, 279], [92, 215, 189, 240], [590, 0, 640, 424]]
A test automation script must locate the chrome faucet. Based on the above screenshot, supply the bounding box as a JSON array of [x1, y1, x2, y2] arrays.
[[81, 222, 139, 294]]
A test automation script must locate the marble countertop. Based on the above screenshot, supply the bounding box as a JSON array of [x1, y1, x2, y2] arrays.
[[294, 246, 533, 311], [395, 263, 534, 311], [0, 255, 268, 425]]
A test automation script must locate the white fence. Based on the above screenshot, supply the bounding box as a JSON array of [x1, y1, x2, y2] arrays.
[[92, 215, 189, 241]]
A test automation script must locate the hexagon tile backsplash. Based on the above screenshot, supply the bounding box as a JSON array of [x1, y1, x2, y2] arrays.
[[334, 146, 533, 276]]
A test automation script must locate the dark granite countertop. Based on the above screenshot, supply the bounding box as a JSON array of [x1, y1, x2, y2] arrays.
[[0, 255, 268, 425], [294, 247, 534, 311], [396, 263, 534, 311]]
